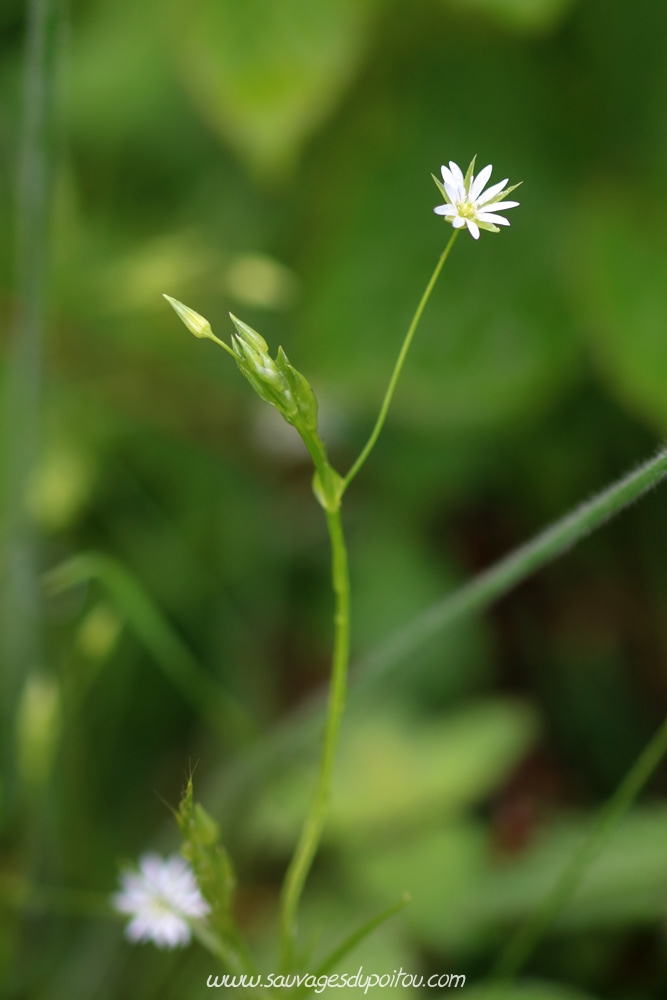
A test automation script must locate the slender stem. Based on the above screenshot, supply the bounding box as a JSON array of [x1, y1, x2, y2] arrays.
[[490, 713, 667, 985], [280, 506, 350, 971], [1, 0, 59, 817], [342, 230, 459, 492]]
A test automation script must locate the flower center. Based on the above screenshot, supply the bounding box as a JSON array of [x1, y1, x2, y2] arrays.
[[457, 200, 476, 219]]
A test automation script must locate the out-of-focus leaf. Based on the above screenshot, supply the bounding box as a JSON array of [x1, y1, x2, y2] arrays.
[[572, 190, 667, 432], [65, 0, 172, 145], [352, 510, 491, 705], [330, 701, 538, 837], [446, 0, 578, 35], [247, 700, 538, 851], [459, 807, 667, 934], [342, 822, 487, 951], [172, 0, 380, 176]]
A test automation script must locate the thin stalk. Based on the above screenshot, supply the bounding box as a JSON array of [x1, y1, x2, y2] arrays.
[[342, 230, 459, 492], [279, 507, 350, 971], [1, 0, 59, 818], [491, 713, 667, 984]]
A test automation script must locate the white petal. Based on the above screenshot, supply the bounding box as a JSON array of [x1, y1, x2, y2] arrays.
[[443, 181, 461, 205], [476, 212, 511, 226], [466, 220, 480, 239], [434, 204, 456, 216], [476, 179, 508, 206], [449, 161, 465, 187], [470, 164, 492, 201], [486, 200, 519, 211], [451, 216, 466, 229], [441, 165, 456, 187]]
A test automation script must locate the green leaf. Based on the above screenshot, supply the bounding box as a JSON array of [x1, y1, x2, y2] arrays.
[[572, 190, 667, 432], [246, 700, 538, 853], [461, 806, 667, 933], [329, 701, 538, 837], [172, 0, 380, 176]]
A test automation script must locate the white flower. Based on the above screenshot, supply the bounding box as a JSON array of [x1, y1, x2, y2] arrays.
[[112, 853, 210, 948], [433, 157, 520, 240]]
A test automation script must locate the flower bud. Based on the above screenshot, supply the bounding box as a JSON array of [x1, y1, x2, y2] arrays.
[[229, 314, 302, 423], [163, 295, 214, 340]]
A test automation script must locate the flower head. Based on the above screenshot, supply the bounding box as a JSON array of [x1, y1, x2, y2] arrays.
[[112, 853, 210, 949], [433, 157, 520, 240]]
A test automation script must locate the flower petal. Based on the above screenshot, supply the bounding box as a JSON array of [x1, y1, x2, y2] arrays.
[[441, 165, 456, 187], [449, 161, 465, 187], [476, 179, 508, 206], [434, 204, 456, 216], [466, 220, 480, 239], [477, 212, 511, 226], [443, 181, 461, 205], [451, 216, 466, 229], [486, 200, 519, 211], [470, 164, 492, 201]]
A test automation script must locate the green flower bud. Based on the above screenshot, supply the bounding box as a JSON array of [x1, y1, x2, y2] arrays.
[[163, 295, 213, 339], [229, 314, 308, 425]]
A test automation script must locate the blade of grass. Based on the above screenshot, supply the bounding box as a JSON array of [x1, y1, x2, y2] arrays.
[[0, 0, 60, 822], [309, 895, 410, 981], [44, 552, 256, 747]]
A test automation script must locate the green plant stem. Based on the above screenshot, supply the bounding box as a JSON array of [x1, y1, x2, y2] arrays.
[[280, 506, 350, 971], [490, 712, 667, 986], [1, 0, 59, 821], [342, 230, 459, 492]]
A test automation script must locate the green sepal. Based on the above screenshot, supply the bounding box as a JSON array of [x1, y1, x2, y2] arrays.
[[464, 155, 477, 193], [485, 180, 523, 205], [229, 312, 269, 354], [229, 315, 297, 418], [476, 220, 501, 233], [177, 777, 235, 929], [275, 346, 318, 432], [431, 172, 450, 203]]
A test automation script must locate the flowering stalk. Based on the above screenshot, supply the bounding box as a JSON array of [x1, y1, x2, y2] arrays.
[[279, 506, 350, 970], [158, 156, 517, 974], [342, 229, 459, 492]]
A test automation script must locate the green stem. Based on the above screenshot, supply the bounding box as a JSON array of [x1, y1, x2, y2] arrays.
[[280, 506, 350, 971], [342, 230, 459, 492], [491, 713, 667, 985], [1, 0, 59, 818]]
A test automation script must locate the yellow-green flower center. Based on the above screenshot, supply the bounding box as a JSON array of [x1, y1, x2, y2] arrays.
[[457, 200, 476, 219]]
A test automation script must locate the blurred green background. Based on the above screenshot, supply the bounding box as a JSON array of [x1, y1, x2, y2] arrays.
[[3, 0, 667, 996]]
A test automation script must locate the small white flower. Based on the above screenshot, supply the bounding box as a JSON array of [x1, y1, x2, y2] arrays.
[[112, 853, 210, 949], [433, 157, 520, 240]]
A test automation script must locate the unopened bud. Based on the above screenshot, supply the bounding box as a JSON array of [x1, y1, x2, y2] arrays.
[[163, 295, 213, 340]]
